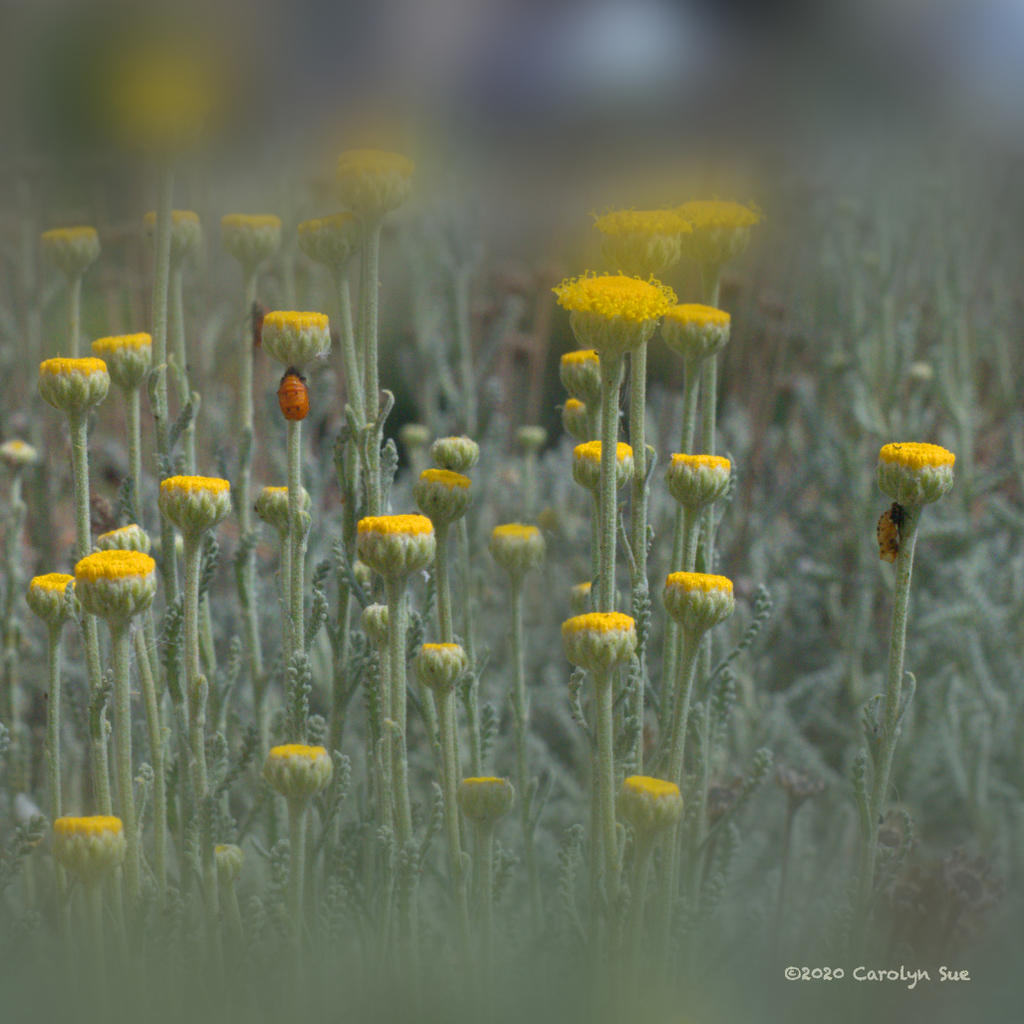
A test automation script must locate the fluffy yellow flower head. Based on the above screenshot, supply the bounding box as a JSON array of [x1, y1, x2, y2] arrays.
[[554, 274, 676, 323], [53, 815, 125, 881], [666, 453, 732, 508], [618, 775, 683, 835], [336, 149, 414, 217], [663, 572, 735, 635], [662, 304, 731, 362], [74, 550, 155, 582], [555, 274, 676, 359], [572, 441, 634, 493], [260, 311, 331, 368], [159, 475, 232, 535], [414, 469, 473, 526], [263, 744, 333, 802]]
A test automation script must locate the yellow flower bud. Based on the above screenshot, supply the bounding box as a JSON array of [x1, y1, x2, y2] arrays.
[[561, 612, 637, 675], [877, 443, 955, 506], [662, 572, 734, 635], [91, 334, 152, 391], [457, 777, 514, 825], [263, 744, 333, 803], [38, 358, 110, 416], [53, 816, 125, 882], [357, 514, 436, 579]]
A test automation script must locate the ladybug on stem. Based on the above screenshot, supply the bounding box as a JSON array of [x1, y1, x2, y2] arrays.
[[277, 367, 309, 421], [876, 501, 905, 563]]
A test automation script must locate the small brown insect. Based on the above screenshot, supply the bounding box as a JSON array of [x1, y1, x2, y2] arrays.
[[277, 367, 309, 421], [876, 501, 905, 562], [251, 301, 266, 349]]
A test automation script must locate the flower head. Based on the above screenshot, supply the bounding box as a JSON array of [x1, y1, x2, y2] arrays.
[[677, 200, 761, 266], [877, 442, 955, 506], [516, 425, 548, 454], [594, 208, 691, 277], [431, 435, 480, 473], [254, 485, 311, 535], [559, 349, 602, 405], [0, 440, 38, 471], [74, 550, 157, 624], [38, 358, 110, 416], [26, 573, 76, 626], [554, 274, 676, 359], [214, 843, 244, 885], [91, 333, 152, 391], [94, 524, 151, 554], [159, 475, 231, 536], [562, 398, 590, 442], [415, 643, 468, 694], [662, 304, 730, 362], [143, 210, 202, 264], [561, 611, 637, 675], [53, 815, 125, 882], [221, 214, 282, 268], [666, 454, 731, 509], [572, 441, 634, 493], [489, 523, 545, 581], [618, 775, 683, 836], [361, 603, 389, 647], [263, 744, 333, 802], [457, 777, 514, 825], [260, 311, 331, 369], [297, 212, 361, 272], [336, 149, 413, 218], [357, 514, 436, 578], [40, 227, 100, 278], [414, 469, 473, 526], [569, 580, 593, 614], [663, 572, 734, 635]]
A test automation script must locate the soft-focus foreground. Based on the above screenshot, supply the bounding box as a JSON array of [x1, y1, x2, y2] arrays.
[[0, 131, 1021, 1024]]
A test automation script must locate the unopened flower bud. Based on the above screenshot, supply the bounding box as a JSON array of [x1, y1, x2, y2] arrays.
[[336, 150, 414, 219], [263, 744, 333, 802], [877, 442, 955, 506], [414, 468, 472, 526], [74, 550, 157, 624], [53, 816, 125, 883], [221, 214, 281, 269], [431, 435, 480, 473], [665, 454, 731, 509], [561, 612, 637, 675], [297, 212, 361, 272], [415, 643, 468, 694], [261, 311, 331, 369], [39, 358, 110, 416], [572, 441, 633, 493], [662, 572, 734, 635], [26, 573, 76, 626], [661, 305, 730, 362], [560, 349, 601, 405], [94, 523, 151, 554], [357, 514, 436, 579], [457, 776, 514, 826], [91, 334, 152, 391], [159, 475, 231, 536], [41, 227, 100, 278], [489, 523, 545, 582], [618, 775, 683, 837]]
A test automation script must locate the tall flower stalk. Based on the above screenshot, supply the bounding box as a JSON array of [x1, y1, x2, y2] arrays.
[[854, 442, 955, 940], [40, 226, 100, 358]]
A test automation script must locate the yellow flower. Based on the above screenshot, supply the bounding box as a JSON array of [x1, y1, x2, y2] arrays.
[[431, 435, 480, 472], [91, 333, 152, 391], [665, 453, 731, 508], [143, 210, 202, 263], [677, 200, 761, 266], [94, 524, 151, 554], [662, 304, 731, 362], [53, 815, 125, 881], [74, 551, 157, 623], [554, 274, 676, 359], [263, 744, 333, 802], [357, 514, 436, 578], [414, 469, 473, 526], [593, 209, 691, 277], [26, 573, 76, 626], [554, 274, 676, 323], [663, 572, 734, 634], [0, 439, 38, 469], [489, 523, 545, 580], [415, 642, 468, 693], [877, 442, 955, 506], [297, 212, 361, 271], [457, 777, 515, 824], [221, 214, 282, 268], [40, 227, 100, 277], [618, 775, 683, 836], [260, 311, 331, 368], [159, 475, 232, 535], [559, 349, 602, 405], [38, 357, 110, 415], [572, 441, 634, 493], [562, 612, 637, 674], [336, 149, 414, 217]]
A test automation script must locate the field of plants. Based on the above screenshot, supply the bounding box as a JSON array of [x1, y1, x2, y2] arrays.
[[0, 43, 1022, 1023]]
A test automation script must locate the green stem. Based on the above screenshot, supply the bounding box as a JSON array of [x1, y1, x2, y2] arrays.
[[126, 388, 143, 521], [657, 629, 702, 965], [384, 578, 412, 845], [454, 265, 477, 436], [152, 168, 178, 601], [593, 667, 619, 915], [135, 625, 166, 898], [510, 581, 540, 926], [68, 274, 81, 358], [360, 218, 383, 516], [45, 625, 64, 901], [456, 518, 482, 775], [628, 342, 649, 771], [110, 623, 140, 902], [627, 834, 654, 976], [335, 271, 365, 427], [287, 419, 305, 666], [473, 821, 495, 978], [287, 797, 308, 933], [437, 688, 471, 954], [169, 263, 195, 472], [435, 526, 453, 641], [71, 411, 112, 813], [856, 507, 922, 926], [597, 354, 623, 611]]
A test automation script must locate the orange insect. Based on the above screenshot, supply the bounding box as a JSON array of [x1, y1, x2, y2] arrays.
[[876, 501, 905, 563], [277, 367, 309, 421]]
